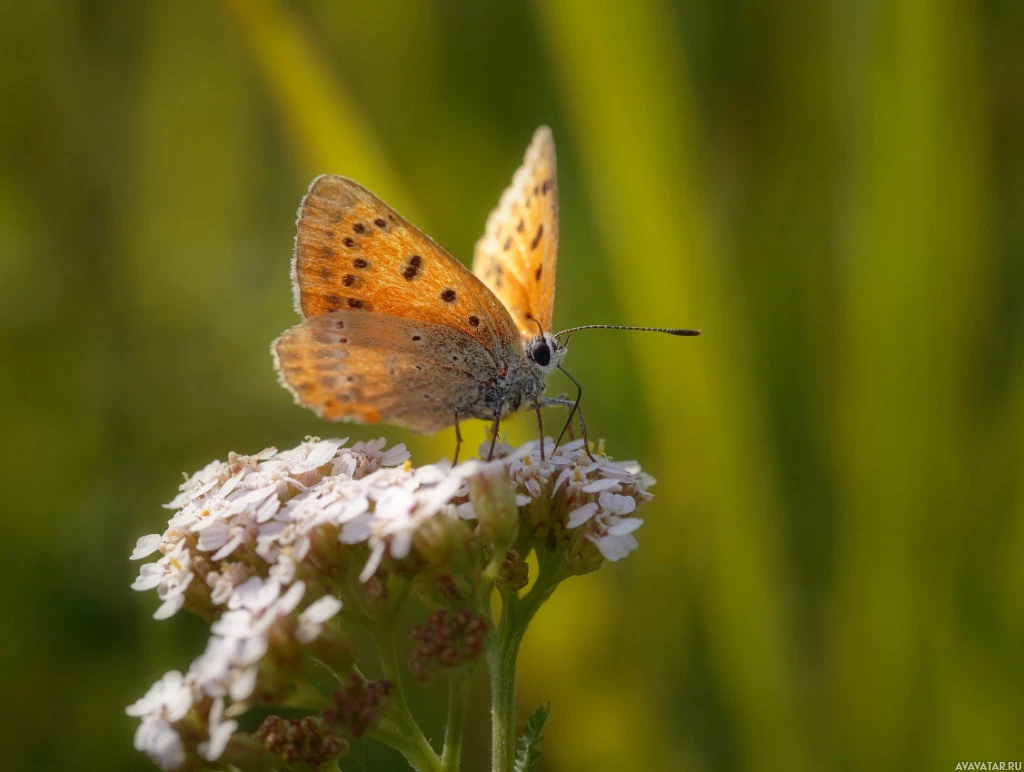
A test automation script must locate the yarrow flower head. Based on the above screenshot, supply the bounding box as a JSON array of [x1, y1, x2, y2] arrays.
[[128, 435, 656, 769]]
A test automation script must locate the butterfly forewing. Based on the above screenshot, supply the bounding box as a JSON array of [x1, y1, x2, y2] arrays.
[[273, 311, 496, 433], [293, 175, 522, 357], [472, 125, 559, 336]]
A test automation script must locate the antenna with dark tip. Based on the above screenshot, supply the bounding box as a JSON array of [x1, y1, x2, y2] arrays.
[[554, 324, 702, 343]]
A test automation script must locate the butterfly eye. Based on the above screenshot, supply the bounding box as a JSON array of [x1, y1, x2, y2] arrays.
[[531, 340, 551, 367]]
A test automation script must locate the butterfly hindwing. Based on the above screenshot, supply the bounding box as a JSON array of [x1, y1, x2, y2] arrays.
[[272, 311, 497, 433], [293, 175, 522, 358], [472, 126, 558, 336]]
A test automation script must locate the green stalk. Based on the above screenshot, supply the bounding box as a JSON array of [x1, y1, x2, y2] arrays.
[[440, 666, 477, 771], [487, 556, 565, 772], [368, 723, 442, 772], [487, 592, 523, 772], [372, 624, 443, 772]]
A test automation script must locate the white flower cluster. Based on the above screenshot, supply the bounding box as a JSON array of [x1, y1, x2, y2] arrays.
[[503, 437, 654, 560], [126, 575, 341, 769], [127, 436, 654, 769]]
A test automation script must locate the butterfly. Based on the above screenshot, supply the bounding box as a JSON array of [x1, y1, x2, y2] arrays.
[[272, 126, 699, 462]]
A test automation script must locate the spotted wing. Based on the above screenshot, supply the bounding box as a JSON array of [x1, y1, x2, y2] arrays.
[[293, 175, 521, 360], [273, 311, 496, 433], [472, 126, 558, 336]]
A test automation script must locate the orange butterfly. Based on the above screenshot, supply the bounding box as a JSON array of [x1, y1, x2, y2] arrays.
[[272, 127, 699, 462]]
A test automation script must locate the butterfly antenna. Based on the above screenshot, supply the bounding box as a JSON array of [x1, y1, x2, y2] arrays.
[[554, 324, 701, 344]]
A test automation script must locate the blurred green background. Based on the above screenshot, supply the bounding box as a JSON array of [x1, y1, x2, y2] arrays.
[[2, 0, 1022, 769]]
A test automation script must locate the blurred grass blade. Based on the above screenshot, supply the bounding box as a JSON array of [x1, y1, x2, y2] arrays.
[[830, 2, 997, 768], [534, 1, 810, 771], [221, 0, 458, 458], [221, 0, 422, 221]]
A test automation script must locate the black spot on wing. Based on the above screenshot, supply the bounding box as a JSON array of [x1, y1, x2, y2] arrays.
[[403, 255, 422, 280], [530, 224, 544, 251]]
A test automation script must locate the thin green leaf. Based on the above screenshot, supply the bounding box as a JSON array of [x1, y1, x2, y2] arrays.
[[515, 702, 551, 772]]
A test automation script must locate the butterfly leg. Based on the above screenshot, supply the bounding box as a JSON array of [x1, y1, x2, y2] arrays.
[[564, 409, 577, 442], [575, 402, 595, 461], [453, 412, 463, 465], [486, 402, 504, 462], [554, 365, 584, 451], [544, 395, 596, 461], [554, 407, 576, 450], [534, 402, 546, 461]]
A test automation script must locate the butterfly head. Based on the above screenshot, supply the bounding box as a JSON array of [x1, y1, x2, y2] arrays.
[[527, 331, 566, 375]]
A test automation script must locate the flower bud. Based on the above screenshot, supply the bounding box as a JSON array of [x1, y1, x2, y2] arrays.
[[322, 675, 394, 739], [495, 549, 529, 592], [408, 609, 488, 683], [411, 510, 473, 570], [470, 471, 519, 547], [565, 528, 604, 576], [305, 524, 351, 578], [255, 715, 348, 766]]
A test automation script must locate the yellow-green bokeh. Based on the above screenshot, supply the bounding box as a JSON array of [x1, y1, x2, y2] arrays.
[[1, 1, 1021, 769]]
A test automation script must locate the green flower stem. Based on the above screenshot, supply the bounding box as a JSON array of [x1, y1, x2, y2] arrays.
[[487, 555, 566, 772], [331, 568, 440, 770], [368, 722, 442, 772], [371, 624, 443, 772], [516, 557, 564, 627], [440, 665, 477, 771], [298, 657, 439, 771], [487, 591, 522, 772]]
